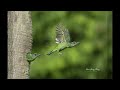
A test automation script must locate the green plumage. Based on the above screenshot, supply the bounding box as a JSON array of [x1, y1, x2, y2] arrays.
[[26, 52, 41, 63], [47, 23, 80, 55]]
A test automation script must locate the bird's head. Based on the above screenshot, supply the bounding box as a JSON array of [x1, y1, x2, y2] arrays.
[[69, 41, 80, 47]]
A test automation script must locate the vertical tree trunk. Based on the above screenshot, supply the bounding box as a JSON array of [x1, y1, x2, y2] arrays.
[[8, 11, 32, 79]]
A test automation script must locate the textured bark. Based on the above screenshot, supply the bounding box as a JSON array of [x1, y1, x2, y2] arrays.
[[8, 11, 32, 79]]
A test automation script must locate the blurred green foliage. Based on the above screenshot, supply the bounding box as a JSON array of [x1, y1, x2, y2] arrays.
[[30, 11, 112, 79]]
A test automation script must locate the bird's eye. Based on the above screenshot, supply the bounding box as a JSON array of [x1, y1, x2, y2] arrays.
[[34, 53, 38, 56], [72, 42, 75, 44]]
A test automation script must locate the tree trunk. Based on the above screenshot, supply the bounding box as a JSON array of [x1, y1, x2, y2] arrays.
[[8, 11, 32, 79]]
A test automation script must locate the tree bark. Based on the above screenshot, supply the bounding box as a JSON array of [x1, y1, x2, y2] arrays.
[[8, 11, 32, 79]]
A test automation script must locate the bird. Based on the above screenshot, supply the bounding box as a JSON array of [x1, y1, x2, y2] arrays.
[[26, 52, 41, 63], [47, 23, 80, 55]]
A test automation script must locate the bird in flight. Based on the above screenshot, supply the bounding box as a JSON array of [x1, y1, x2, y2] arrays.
[[47, 23, 80, 55]]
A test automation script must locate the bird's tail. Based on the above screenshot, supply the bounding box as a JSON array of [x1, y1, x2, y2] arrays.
[[47, 49, 57, 55]]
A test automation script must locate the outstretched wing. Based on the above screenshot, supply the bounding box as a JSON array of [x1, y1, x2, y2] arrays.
[[55, 23, 70, 43]]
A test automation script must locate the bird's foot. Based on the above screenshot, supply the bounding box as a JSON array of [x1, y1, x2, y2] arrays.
[[58, 52, 62, 55]]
